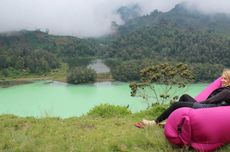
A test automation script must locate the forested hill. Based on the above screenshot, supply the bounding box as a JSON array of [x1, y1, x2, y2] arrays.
[[117, 3, 230, 36], [1, 2, 230, 81], [0, 30, 101, 57], [0, 30, 101, 75], [104, 2, 230, 67]]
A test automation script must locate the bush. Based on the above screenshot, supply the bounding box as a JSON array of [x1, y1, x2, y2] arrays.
[[67, 66, 96, 84], [135, 104, 167, 119], [130, 63, 194, 104], [87, 104, 131, 118]]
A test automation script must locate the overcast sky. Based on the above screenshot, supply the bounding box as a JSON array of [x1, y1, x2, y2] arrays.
[[0, 0, 230, 37]]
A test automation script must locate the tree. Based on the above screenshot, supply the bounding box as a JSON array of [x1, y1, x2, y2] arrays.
[[129, 63, 194, 105], [67, 67, 96, 84], [111, 59, 156, 81], [191, 63, 224, 82]]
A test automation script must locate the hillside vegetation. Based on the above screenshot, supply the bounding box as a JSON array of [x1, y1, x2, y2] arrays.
[[1, 2, 230, 82], [0, 30, 101, 78]]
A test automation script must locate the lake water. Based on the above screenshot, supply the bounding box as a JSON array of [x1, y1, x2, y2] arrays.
[[87, 59, 110, 73], [0, 81, 207, 118]]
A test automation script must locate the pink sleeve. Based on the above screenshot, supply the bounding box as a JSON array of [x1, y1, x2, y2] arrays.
[[194, 77, 222, 102]]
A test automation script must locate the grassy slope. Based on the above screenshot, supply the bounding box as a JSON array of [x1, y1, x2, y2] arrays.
[[1, 112, 230, 152], [0, 115, 176, 152], [0, 63, 68, 84]]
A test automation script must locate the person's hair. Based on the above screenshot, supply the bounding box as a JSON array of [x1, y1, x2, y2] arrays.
[[222, 69, 230, 86]]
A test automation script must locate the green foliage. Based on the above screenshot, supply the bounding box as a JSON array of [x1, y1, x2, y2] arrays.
[[87, 104, 131, 118], [0, 48, 60, 75], [64, 57, 94, 69], [2, 4, 230, 82], [134, 104, 167, 119], [191, 63, 225, 82], [110, 59, 157, 81], [67, 66, 96, 84], [130, 63, 194, 104], [106, 24, 230, 68], [0, 67, 29, 78], [0, 30, 101, 77], [104, 58, 122, 69], [111, 60, 143, 81], [139, 63, 194, 85], [101, 5, 230, 74], [118, 3, 230, 37]]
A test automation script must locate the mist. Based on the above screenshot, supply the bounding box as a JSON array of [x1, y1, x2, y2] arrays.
[[0, 0, 230, 37]]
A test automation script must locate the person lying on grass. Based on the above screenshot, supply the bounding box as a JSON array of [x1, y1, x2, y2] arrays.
[[136, 69, 230, 128]]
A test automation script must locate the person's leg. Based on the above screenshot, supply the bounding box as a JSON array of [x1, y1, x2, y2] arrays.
[[155, 102, 194, 123], [179, 94, 196, 103], [142, 95, 196, 126]]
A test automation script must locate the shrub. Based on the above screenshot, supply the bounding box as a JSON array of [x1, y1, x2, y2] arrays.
[[67, 66, 96, 84], [87, 104, 131, 118], [130, 63, 194, 104]]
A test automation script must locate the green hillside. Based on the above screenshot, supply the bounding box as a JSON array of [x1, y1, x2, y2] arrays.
[[117, 3, 230, 36], [0, 30, 102, 78], [1, 2, 230, 82]]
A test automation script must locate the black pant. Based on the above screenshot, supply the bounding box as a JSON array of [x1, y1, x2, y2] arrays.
[[155, 89, 230, 123], [204, 89, 230, 104], [155, 94, 195, 123], [155, 90, 230, 123]]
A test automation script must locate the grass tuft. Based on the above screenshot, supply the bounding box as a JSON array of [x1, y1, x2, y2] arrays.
[[87, 104, 132, 118]]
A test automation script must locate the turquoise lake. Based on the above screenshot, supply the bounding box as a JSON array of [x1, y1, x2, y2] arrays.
[[0, 81, 207, 118]]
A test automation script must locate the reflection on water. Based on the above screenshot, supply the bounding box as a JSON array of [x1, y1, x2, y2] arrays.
[[43, 80, 53, 84], [50, 81, 68, 86], [87, 59, 110, 73], [94, 81, 112, 87]]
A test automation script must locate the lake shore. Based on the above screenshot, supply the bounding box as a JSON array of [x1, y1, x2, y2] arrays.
[[0, 77, 64, 87], [0, 71, 114, 87]]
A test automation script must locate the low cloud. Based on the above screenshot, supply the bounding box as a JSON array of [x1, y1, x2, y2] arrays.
[[0, 0, 229, 37]]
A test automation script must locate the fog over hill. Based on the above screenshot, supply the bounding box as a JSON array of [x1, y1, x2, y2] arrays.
[[0, 0, 230, 37]]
